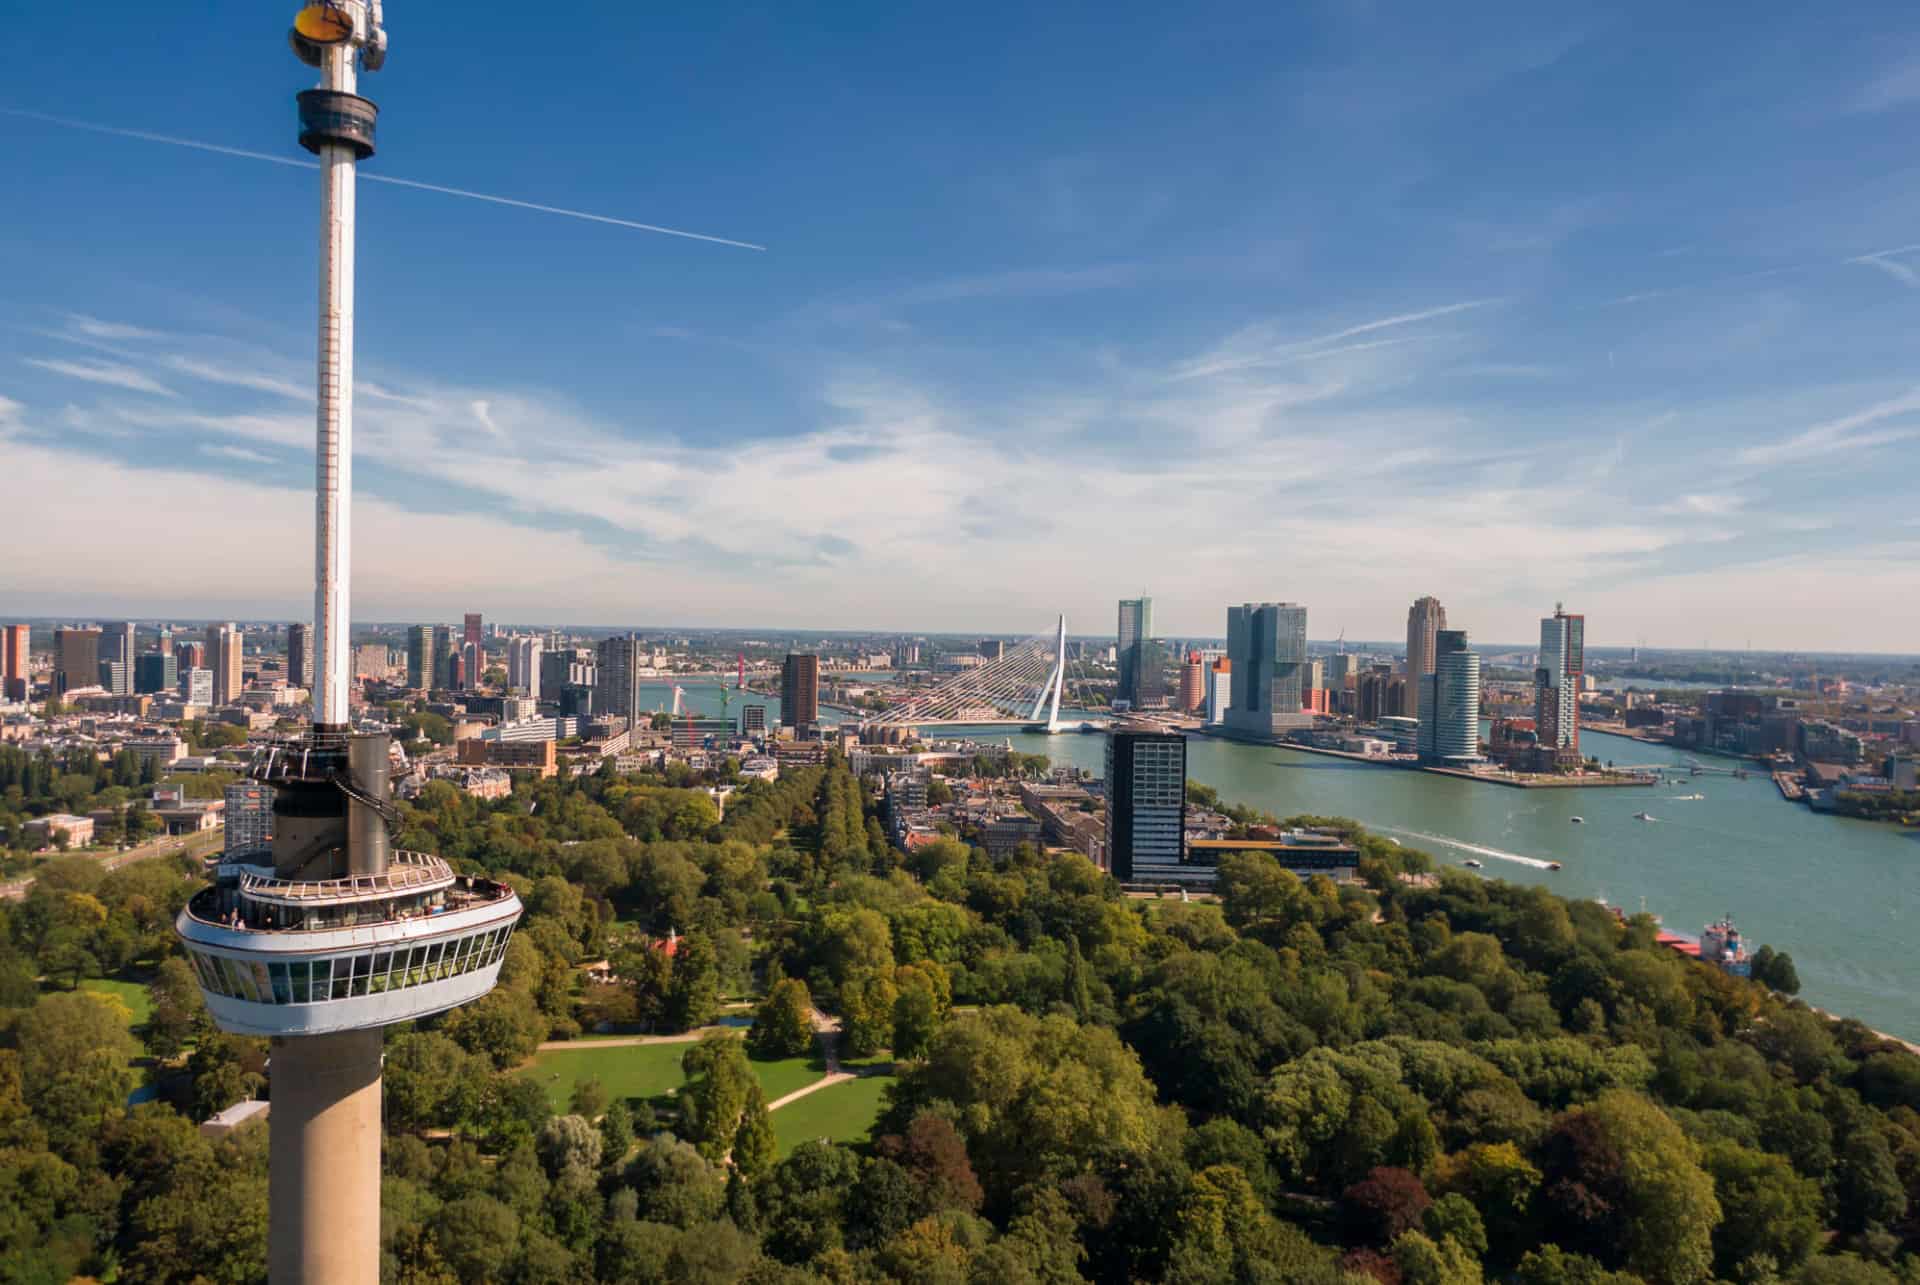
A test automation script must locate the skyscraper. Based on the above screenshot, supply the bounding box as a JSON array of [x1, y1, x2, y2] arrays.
[[1225, 602, 1310, 738], [135, 652, 179, 695], [782, 652, 820, 731], [53, 627, 101, 697], [1405, 596, 1447, 724], [288, 622, 314, 691], [462, 641, 483, 690], [1114, 598, 1164, 709], [1536, 604, 1586, 758], [406, 625, 432, 689], [595, 634, 645, 723], [207, 623, 243, 704], [1418, 630, 1482, 762], [463, 612, 483, 653], [1104, 728, 1189, 883], [2, 624, 29, 701], [102, 622, 136, 694], [174, 639, 205, 673], [508, 635, 543, 701]]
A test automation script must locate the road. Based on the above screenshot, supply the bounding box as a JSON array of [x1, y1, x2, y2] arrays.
[[0, 830, 222, 901]]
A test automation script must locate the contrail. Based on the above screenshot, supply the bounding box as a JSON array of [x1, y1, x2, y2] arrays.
[[2, 108, 766, 251]]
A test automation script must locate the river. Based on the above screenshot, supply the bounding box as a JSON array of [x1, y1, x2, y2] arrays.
[[648, 684, 1920, 1039], [974, 723, 1920, 1041]]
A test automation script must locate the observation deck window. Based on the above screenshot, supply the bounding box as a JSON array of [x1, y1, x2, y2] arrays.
[[185, 920, 517, 1007]]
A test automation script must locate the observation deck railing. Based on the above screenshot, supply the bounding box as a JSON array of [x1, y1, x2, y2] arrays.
[[239, 850, 451, 902]]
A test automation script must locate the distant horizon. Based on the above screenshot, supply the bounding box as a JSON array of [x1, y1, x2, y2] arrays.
[[3, 612, 1915, 663]]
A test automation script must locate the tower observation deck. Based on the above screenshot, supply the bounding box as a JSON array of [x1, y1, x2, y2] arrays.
[[172, 6, 522, 1282]]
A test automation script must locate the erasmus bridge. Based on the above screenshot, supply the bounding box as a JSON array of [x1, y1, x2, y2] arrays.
[[868, 615, 1108, 732]]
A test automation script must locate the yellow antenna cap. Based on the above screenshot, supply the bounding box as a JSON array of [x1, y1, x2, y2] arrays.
[[293, 3, 355, 44]]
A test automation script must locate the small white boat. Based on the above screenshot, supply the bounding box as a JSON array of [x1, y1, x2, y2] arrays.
[[1463, 858, 1484, 869], [1570, 816, 1585, 824], [1633, 811, 1656, 822]]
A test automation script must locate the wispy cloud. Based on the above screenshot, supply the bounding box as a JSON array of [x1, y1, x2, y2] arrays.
[[1664, 492, 1745, 517], [199, 443, 277, 465], [1172, 298, 1500, 381], [66, 314, 162, 341], [1853, 56, 1920, 114], [114, 406, 310, 448], [22, 356, 176, 397], [1736, 387, 1920, 468], [164, 356, 310, 401], [1845, 244, 1920, 287]]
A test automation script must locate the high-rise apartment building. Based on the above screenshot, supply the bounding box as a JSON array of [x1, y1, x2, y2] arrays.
[[1357, 664, 1396, 722], [1205, 658, 1232, 725], [979, 639, 1004, 661], [1535, 605, 1585, 756], [462, 641, 483, 691], [1225, 602, 1311, 739], [541, 648, 594, 697], [1179, 651, 1206, 712], [101, 622, 136, 694], [463, 612, 483, 652], [355, 643, 389, 679], [53, 627, 101, 697], [206, 623, 243, 704], [2, 624, 29, 701], [595, 634, 645, 724], [740, 704, 768, 736], [182, 668, 214, 705], [174, 640, 205, 673], [223, 782, 274, 857], [1104, 728, 1189, 883], [288, 622, 314, 691], [508, 635, 543, 701], [1300, 658, 1326, 714], [406, 624, 455, 691], [1114, 598, 1165, 709], [1418, 630, 1482, 762], [1405, 596, 1447, 725], [782, 653, 820, 730]]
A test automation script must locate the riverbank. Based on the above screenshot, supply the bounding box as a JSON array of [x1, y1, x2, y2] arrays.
[[1420, 765, 1656, 789], [1199, 728, 1655, 790], [978, 722, 1920, 1041]]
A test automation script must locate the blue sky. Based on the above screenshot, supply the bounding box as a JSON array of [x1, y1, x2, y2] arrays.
[[4, 1, 1919, 649]]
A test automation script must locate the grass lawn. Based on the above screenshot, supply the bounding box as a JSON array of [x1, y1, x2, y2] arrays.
[[749, 1054, 828, 1104], [76, 976, 153, 1027], [771, 1073, 895, 1157], [523, 1042, 697, 1113]]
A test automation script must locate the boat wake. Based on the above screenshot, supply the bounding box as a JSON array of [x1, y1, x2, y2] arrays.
[[1374, 827, 1559, 870]]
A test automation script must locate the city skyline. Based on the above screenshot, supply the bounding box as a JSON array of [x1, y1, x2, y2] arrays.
[[8, 5, 1920, 649]]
